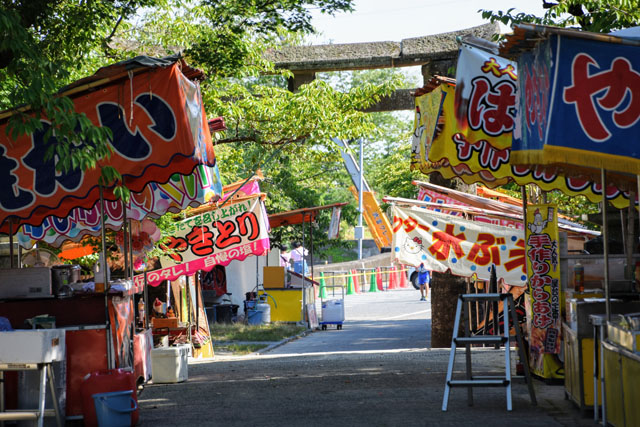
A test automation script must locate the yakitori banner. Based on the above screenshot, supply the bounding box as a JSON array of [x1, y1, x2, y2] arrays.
[[512, 34, 640, 175], [135, 196, 270, 287], [391, 205, 527, 286], [525, 204, 562, 367]]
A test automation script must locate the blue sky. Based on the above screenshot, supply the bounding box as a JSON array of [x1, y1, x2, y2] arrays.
[[309, 0, 547, 44]]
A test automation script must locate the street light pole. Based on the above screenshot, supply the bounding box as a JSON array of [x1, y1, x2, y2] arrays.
[[358, 138, 364, 260]]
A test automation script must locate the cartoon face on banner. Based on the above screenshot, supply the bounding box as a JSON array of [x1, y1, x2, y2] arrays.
[[391, 205, 527, 286]]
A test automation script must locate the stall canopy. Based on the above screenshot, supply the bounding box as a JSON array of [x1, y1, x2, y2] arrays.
[[0, 55, 220, 235], [501, 24, 640, 181], [410, 47, 634, 208], [499, 23, 640, 321], [268, 203, 348, 228]]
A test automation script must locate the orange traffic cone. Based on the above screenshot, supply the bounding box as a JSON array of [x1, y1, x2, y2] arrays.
[[399, 265, 408, 288], [351, 269, 360, 293], [376, 267, 384, 291], [388, 267, 397, 290]]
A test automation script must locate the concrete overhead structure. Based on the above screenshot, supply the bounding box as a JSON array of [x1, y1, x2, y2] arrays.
[[265, 23, 499, 111]]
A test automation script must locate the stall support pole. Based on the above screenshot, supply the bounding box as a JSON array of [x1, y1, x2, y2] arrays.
[[8, 221, 13, 269], [601, 169, 611, 321], [185, 276, 192, 344], [143, 272, 149, 328], [302, 213, 306, 326], [310, 215, 314, 283], [358, 138, 363, 260], [123, 200, 129, 280], [195, 273, 199, 331], [99, 186, 113, 369]]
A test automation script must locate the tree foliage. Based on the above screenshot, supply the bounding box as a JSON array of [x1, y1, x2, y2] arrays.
[[480, 0, 640, 33]]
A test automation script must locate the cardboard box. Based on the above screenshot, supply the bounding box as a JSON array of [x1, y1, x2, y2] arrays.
[[264, 266, 285, 288], [152, 317, 179, 329]]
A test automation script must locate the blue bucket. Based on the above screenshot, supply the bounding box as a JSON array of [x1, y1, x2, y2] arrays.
[[92, 390, 137, 427]]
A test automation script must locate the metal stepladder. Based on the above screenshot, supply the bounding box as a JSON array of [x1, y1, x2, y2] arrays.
[[441, 292, 537, 411], [0, 362, 63, 427]]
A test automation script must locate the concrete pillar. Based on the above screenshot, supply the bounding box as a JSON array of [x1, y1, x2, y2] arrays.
[[287, 72, 316, 92]]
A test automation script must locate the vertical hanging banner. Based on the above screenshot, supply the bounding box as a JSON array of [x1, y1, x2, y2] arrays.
[[391, 205, 527, 286], [327, 206, 342, 240], [349, 187, 393, 249], [411, 86, 446, 171], [525, 203, 562, 377], [134, 196, 270, 287]]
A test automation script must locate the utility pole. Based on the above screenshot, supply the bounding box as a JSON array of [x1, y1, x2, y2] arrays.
[[357, 138, 364, 260]]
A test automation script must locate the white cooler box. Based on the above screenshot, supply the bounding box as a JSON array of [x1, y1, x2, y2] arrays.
[[322, 299, 345, 323], [0, 329, 65, 364], [151, 344, 189, 383]]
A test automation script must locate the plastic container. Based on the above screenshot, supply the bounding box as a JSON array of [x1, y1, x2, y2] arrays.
[[92, 390, 137, 427], [151, 345, 189, 383], [0, 329, 65, 363], [247, 303, 271, 325], [93, 254, 110, 292], [322, 300, 345, 323], [213, 304, 239, 323], [81, 369, 139, 427]]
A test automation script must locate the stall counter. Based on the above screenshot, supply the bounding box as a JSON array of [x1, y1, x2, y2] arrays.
[[261, 286, 315, 322], [602, 340, 640, 426]]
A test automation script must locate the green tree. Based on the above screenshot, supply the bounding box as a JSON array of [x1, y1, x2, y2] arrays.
[[481, 0, 640, 33]]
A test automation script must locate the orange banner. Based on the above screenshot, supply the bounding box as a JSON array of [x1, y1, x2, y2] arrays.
[[349, 187, 392, 249], [0, 61, 216, 232]]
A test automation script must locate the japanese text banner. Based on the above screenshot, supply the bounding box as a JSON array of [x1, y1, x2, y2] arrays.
[[525, 204, 562, 365], [17, 164, 222, 248], [513, 35, 640, 175], [391, 205, 527, 286], [0, 62, 216, 232], [414, 83, 631, 209], [135, 196, 269, 287]]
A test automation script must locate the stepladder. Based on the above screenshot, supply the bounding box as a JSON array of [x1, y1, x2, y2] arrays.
[[0, 362, 63, 427], [441, 293, 537, 411]]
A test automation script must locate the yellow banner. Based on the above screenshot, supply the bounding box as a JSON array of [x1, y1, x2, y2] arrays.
[[525, 204, 562, 377], [349, 187, 392, 249], [411, 84, 632, 209]]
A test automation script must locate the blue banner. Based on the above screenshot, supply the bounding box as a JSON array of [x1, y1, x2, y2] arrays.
[[512, 34, 640, 175]]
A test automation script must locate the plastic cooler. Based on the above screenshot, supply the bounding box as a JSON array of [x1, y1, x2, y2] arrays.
[[322, 299, 344, 323], [81, 369, 139, 427], [151, 344, 189, 383]]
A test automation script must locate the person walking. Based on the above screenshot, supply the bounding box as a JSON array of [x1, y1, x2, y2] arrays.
[[290, 242, 309, 276], [417, 263, 430, 301]]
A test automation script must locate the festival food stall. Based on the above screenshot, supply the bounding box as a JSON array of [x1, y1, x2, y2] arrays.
[[498, 24, 640, 424], [0, 55, 222, 423], [263, 203, 346, 324], [409, 30, 640, 422]]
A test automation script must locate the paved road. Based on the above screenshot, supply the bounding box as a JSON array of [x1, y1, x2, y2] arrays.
[[267, 287, 431, 354], [138, 288, 592, 426]]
